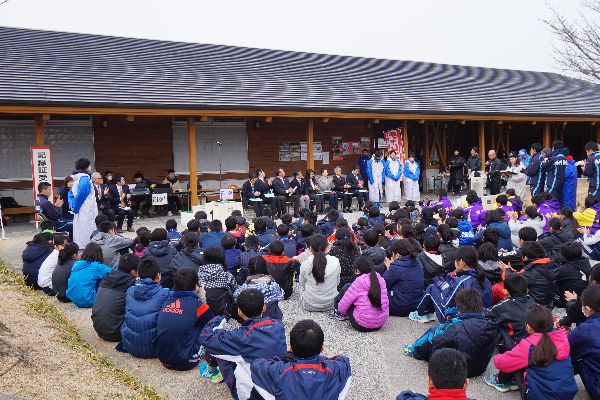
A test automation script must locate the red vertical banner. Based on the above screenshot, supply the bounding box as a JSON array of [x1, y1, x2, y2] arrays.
[[398, 128, 405, 164]]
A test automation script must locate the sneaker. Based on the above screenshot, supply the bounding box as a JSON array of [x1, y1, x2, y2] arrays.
[[485, 374, 511, 393], [189, 346, 205, 363], [327, 309, 348, 321], [408, 311, 437, 323], [199, 362, 223, 383], [402, 345, 414, 357]]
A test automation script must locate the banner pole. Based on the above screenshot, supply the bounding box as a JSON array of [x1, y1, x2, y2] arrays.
[[0, 204, 6, 240]]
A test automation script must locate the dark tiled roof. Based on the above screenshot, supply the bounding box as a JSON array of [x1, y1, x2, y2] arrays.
[[1, 26, 600, 117]]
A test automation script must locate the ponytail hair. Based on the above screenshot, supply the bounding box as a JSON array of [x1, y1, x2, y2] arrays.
[[526, 304, 558, 367], [58, 242, 79, 265], [182, 232, 199, 254], [309, 235, 328, 284], [354, 255, 381, 309]]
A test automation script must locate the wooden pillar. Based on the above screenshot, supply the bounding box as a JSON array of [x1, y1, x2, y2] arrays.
[[543, 122, 551, 149], [307, 118, 314, 171], [596, 124, 600, 144], [423, 122, 430, 169], [35, 115, 45, 145], [402, 120, 409, 159], [491, 123, 495, 151], [187, 117, 199, 207], [478, 121, 486, 171]]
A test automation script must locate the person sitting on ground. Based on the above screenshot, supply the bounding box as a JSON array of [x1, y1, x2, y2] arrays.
[[434, 188, 452, 214], [329, 255, 389, 332], [66, 243, 112, 308], [133, 229, 151, 258], [251, 319, 352, 399], [367, 206, 385, 226], [119, 257, 169, 358], [90, 213, 109, 241], [537, 217, 574, 261], [410, 246, 492, 323], [485, 274, 535, 392], [362, 229, 387, 274], [329, 228, 359, 292], [143, 228, 178, 288], [90, 221, 135, 268], [222, 234, 243, 282], [475, 209, 513, 251], [233, 256, 284, 320], [531, 193, 561, 233], [165, 218, 182, 246], [168, 232, 204, 280], [573, 195, 599, 229], [493, 303, 578, 400], [155, 267, 214, 371], [498, 226, 538, 273], [299, 235, 341, 312], [568, 285, 600, 400], [225, 216, 244, 247], [558, 264, 600, 328], [436, 224, 458, 272], [317, 209, 339, 237], [92, 253, 139, 342], [198, 246, 238, 317], [199, 289, 287, 393], [37, 234, 69, 294], [406, 288, 498, 378], [495, 194, 515, 215], [384, 239, 424, 317], [254, 217, 277, 248], [280, 213, 298, 237], [199, 219, 226, 250], [396, 348, 470, 400], [237, 234, 263, 274], [295, 223, 314, 254], [52, 242, 79, 302], [559, 206, 579, 238], [417, 236, 445, 289], [276, 223, 297, 258], [554, 242, 590, 308], [262, 240, 300, 300], [21, 232, 53, 290], [505, 188, 523, 215], [508, 205, 545, 249]]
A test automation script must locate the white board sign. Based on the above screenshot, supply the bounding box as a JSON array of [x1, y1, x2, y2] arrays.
[[152, 192, 168, 205], [30, 146, 54, 205], [220, 189, 234, 200]]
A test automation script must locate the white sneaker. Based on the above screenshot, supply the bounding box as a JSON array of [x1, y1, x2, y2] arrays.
[[408, 311, 437, 323]]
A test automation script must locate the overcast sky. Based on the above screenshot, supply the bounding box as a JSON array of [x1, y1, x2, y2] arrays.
[[0, 0, 585, 74]]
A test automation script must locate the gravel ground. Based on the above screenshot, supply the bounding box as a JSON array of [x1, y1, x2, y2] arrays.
[[0, 209, 591, 399]]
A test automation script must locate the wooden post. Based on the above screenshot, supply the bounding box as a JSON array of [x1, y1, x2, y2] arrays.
[[35, 115, 44, 145], [491, 123, 495, 151], [187, 117, 199, 207], [307, 118, 314, 170], [478, 121, 486, 171], [402, 120, 409, 159], [596, 124, 600, 144], [423, 122, 430, 169], [543, 122, 551, 149]]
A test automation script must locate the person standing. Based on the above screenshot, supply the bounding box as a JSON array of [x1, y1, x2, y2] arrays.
[[367, 151, 385, 207], [384, 150, 403, 203], [358, 149, 370, 188], [448, 150, 466, 195], [486, 150, 504, 195], [525, 143, 545, 197], [542, 141, 567, 203], [504, 152, 527, 199], [582, 141, 600, 199], [403, 153, 421, 202], [69, 158, 98, 248], [563, 155, 577, 210], [466, 147, 482, 174]]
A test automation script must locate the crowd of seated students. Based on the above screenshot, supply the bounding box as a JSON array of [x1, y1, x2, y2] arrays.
[[19, 185, 600, 399]]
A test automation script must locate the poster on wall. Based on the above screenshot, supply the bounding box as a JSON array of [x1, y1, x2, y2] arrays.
[[285, 142, 323, 162], [342, 142, 351, 155], [332, 136, 343, 161], [352, 142, 360, 154], [360, 137, 371, 150], [30, 146, 54, 215]]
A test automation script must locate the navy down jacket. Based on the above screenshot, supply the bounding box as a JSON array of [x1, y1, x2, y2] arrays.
[[383, 256, 424, 317]]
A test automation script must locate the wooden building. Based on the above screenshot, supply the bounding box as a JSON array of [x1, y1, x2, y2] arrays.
[[1, 27, 600, 206]]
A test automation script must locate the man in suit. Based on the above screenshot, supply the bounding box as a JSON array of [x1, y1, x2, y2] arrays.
[[242, 172, 265, 216], [332, 166, 352, 212], [315, 168, 337, 210], [485, 150, 505, 195], [92, 172, 115, 222], [290, 170, 310, 211], [346, 165, 366, 211], [109, 173, 135, 233], [271, 168, 300, 217]]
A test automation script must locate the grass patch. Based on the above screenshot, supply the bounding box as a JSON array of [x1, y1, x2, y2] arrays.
[[0, 261, 161, 400]]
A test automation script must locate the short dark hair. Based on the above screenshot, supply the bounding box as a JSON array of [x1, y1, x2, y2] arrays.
[[290, 319, 324, 359], [478, 242, 498, 262], [363, 230, 378, 247], [254, 218, 267, 233], [195, 211, 208, 220], [95, 213, 109, 227], [277, 224, 290, 238], [133, 172, 144, 179], [186, 219, 200, 233], [118, 253, 140, 273], [268, 240, 284, 256], [428, 348, 468, 389], [165, 219, 177, 231], [173, 267, 199, 291], [326, 209, 340, 222], [548, 217, 562, 232], [482, 228, 499, 246], [522, 241, 546, 260], [81, 243, 104, 263], [150, 228, 168, 242], [75, 158, 91, 170], [237, 288, 264, 318], [423, 235, 440, 252], [455, 288, 483, 313], [244, 234, 259, 250], [304, 211, 318, 225], [585, 141, 598, 152], [504, 273, 528, 297], [209, 219, 223, 232], [368, 206, 380, 218], [518, 226, 538, 242], [300, 224, 314, 237], [582, 285, 600, 312], [99, 221, 116, 233], [225, 216, 238, 231], [248, 256, 268, 275], [496, 194, 508, 205], [203, 246, 225, 265], [560, 242, 582, 260], [466, 191, 478, 205], [451, 208, 465, 220], [137, 257, 160, 279], [38, 181, 51, 192], [551, 140, 563, 150], [221, 234, 237, 250], [531, 143, 542, 152], [281, 213, 293, 224]]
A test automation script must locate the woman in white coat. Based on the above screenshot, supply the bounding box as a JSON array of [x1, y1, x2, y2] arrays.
[[384, 150, 403, 203], [366, 151, 385, 207], [299, 235, 341, 312], [504, 152, 527, 200], [68, 158, 98, 248], [403, 153, 421, 202]]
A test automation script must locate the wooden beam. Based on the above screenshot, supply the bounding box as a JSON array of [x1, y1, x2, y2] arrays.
[[35, 115, 44, 145], [307, 119, 315, 171], [1, 105, 599, 122], [478, 121, 485, 171], [402, 120, 409, 159], [543, 122, 551, 148], [187, 117, 199, 207]]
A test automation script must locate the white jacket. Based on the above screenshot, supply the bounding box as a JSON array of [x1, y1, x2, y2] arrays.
[[38, 249, 58, 289], [508, 216, 545, 248], [299, 254, 341, 312]]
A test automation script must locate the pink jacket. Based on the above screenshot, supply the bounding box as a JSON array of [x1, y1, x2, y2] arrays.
[[337, 273, 389, 329], [493, 328, 571, 373]]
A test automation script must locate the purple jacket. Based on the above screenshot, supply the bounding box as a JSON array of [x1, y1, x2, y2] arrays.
[[337, 273, 389, 329], [537, 199, 561, 232], [464, 202, 486, 229], [435, 197, 453, 214], [590, 202, 600, 234], [507, 196, 523, 214], [499, 204, 514, 216]]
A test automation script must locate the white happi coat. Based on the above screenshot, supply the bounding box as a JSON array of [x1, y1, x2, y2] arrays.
[[385, 159, 402, 203], [404, 160, 421, 202], [71, 172, 98, 248], [368, 158, 385, 203]]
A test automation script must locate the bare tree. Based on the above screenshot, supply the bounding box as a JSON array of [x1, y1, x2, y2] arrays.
[[545, 0, 600, 82]]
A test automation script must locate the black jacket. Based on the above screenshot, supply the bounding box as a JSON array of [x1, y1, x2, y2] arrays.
[[254, 178, 271, 196], [466, 155, 482, 171], [346, 173, 363, 191], [554, 258, 590, 305], [329, 244, 357, 292], [537, 230, 573, 261], [52, 259, 75, 302], [487, 295, 535, 351], [263, 255, 300, 300], [145, 240, 178, 288], [241, 180, 256, 200], [290, 178, 305, 195], [271, 177, 291, 196], [438, 242, 457, 273], [169, 248, 204, 276], [486, 157, 505, 178], [332, 175, 346, 192], [416, 252, 445, 288], [519, 259, 560, 308], [363, 246, 387, 274], [91, 269, 136, 341]]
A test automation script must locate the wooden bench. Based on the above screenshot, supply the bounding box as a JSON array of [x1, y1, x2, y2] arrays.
[[2, 206, 36, 223]]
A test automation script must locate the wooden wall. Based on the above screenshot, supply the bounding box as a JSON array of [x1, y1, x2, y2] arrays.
[[93, 116, 174, 182], [247, 118, 373, 177]]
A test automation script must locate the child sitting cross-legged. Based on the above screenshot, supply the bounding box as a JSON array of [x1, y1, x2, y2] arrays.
[[404, 288, 498, 378], [154, 267, 214, 371], [233, 256, 284, 320], [384, 239, 424, 317], [199, 289, 287, 395], [396, 348, 470, 400], [66, 243, 112, 308], [250, 319, 352, 399]]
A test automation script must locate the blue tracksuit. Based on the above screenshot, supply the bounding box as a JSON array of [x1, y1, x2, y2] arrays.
[[358, 155, 370, 181], [525, 153, 545, 196], [383, 256, 424, 316], [568, 312, 600, 399], [542, 150, 567, 201], [251, 353, 352, 400], [200, 316, 287, 400], [563, 159, 577, 210], [583, 151, 600, 198]]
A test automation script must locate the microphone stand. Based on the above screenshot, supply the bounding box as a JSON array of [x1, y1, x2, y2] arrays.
[[217, 141, 223, 199]]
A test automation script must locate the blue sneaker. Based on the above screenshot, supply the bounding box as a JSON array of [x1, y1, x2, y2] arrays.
[[199, 362, 223, 383], [485, 374, 512, 393], [408, 311, 437, 323], [402, 344, 414, 357]]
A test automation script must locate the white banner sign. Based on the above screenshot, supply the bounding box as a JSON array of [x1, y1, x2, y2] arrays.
[[220, 189, 234, 200], [152, 192, 168, 205], [30, 146, 54, 205]]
